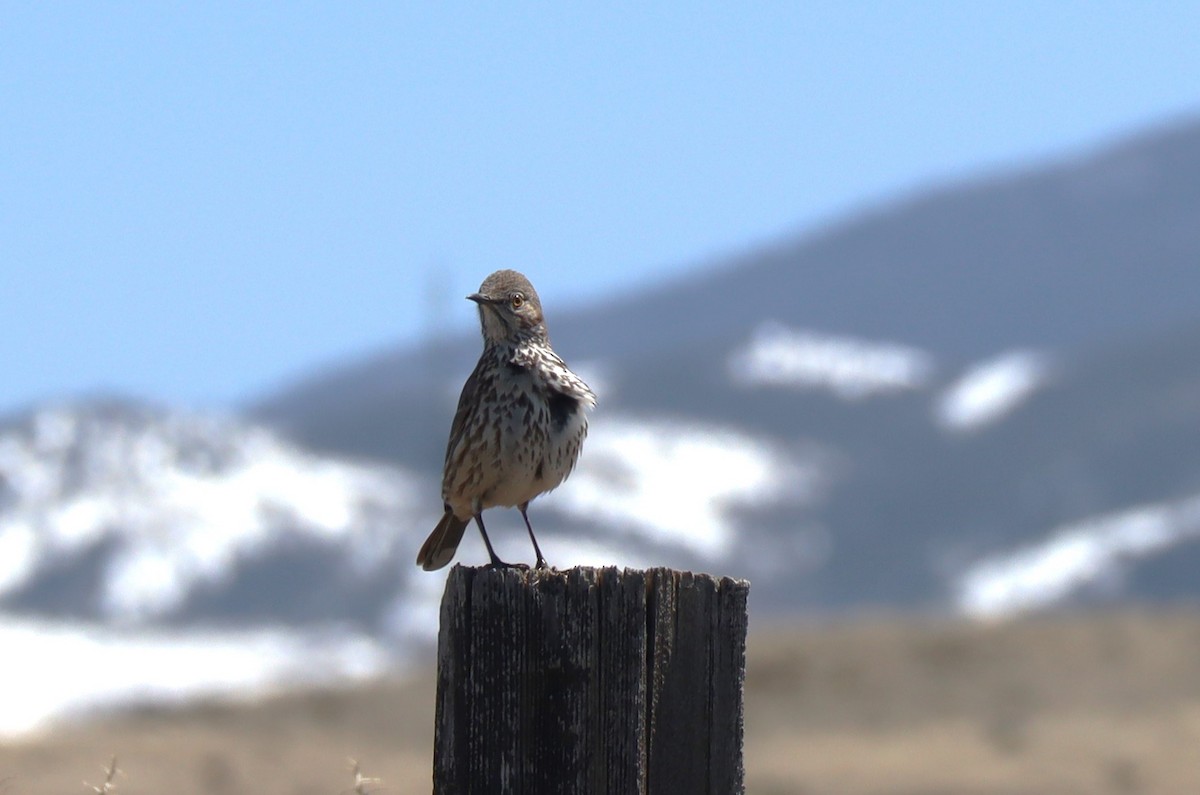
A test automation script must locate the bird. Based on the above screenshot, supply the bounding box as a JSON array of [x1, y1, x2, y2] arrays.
[[416, 269, 596, 571]]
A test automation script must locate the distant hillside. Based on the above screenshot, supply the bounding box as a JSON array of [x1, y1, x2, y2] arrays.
[[3, 116, 1198, 653], [256, 115, 1200, 451], [243, 116, 1200, 616]]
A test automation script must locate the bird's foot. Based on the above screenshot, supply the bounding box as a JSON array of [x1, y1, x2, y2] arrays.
[[486, 556, 529, 571], [534, 555, 550, 570]]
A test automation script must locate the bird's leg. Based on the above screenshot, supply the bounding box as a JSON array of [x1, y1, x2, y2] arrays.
[[519, 503, 549, 569], [473, 514, 512, 568]]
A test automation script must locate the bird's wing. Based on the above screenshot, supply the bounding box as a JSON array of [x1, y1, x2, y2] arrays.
[[441, 354, 490, 497], [552, 354, 597, 408]]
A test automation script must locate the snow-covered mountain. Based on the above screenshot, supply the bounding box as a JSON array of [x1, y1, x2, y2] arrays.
[[0, 399, 811, 732], [6, 115, 1200, 734], [0, 398, 845, 734], [0, 401, 425, 630], [248, 117, 1200, 619], [0, 402, 424, 734], [0, 400, 829, 631]]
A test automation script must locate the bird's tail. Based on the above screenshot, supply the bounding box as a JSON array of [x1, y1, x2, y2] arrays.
[[417, 510, 470, 571]]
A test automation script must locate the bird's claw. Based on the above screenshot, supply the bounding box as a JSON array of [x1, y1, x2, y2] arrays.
[[487, 557, 531, 571]]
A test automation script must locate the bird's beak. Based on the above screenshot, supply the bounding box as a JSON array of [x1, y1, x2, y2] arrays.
[[466, 293, 488, 304]]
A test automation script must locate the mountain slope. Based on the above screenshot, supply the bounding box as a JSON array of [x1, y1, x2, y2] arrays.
[[246, 117, 1200, 615], [0, 401, 427, 632], [257, 115, 1200, 453], [5, 116, 1199, 644]]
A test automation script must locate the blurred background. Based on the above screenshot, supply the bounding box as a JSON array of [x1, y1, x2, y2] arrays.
[[4, 3, 1200, 793]]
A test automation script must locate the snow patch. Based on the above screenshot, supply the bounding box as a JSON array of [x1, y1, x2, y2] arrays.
[[0, 618, 394, 738], [0, 404, 425, 622], [728, 322, 935, 399], [556, 414, 822, 558], [956, 494, 1200, 618], [936, 351, 1050, 432]]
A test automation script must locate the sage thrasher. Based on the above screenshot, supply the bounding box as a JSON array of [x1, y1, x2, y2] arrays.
[[416, 269, 596, 571]]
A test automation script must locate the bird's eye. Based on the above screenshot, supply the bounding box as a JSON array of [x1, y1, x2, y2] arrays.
[[510, 293, 525, 309]]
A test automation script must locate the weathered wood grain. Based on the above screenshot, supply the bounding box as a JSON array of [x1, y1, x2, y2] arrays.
[[432, 565, 748, 794]]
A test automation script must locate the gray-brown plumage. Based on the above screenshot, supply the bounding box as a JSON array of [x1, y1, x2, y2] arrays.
[[416, 270, 596, 571]]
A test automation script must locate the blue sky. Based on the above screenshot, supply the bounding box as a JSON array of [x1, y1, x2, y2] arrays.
[[4, 2, 1199, 414]]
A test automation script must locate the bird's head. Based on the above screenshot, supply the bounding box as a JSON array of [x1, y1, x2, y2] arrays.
[[468, 269, 546, 343]]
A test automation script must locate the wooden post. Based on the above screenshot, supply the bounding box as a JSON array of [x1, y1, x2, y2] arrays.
[[432, 565, 749, 795]]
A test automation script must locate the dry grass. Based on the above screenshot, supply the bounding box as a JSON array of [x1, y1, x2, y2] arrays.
[[2, 609, 1200, 793], [83, 757, 119, 794], [0, 679, 435, 794], [745, 609, 1200, 794]]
